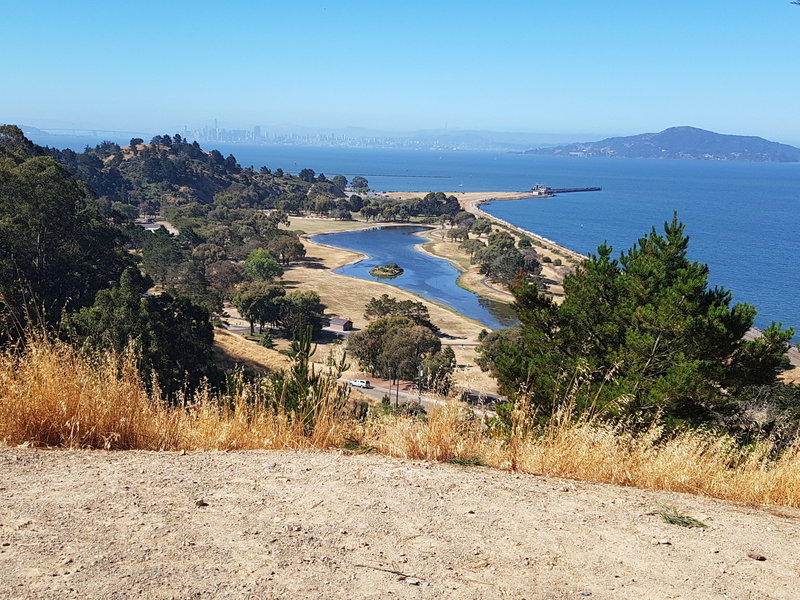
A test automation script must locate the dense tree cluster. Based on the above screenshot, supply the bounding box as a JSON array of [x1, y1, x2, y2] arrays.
[[455, 229, 542, 284], [0, 126, 133, 341], [0, 127, 217, 398], [364, 294, 437, 331], [348, 295, 454, 392], [65, 268, 216, 399], [359, 192, 460, 222], [477, 216, 794, 428], [44, 133, 354, 221]]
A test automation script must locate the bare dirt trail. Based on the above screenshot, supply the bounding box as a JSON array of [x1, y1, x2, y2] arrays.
[[1, 448, 798, 600]]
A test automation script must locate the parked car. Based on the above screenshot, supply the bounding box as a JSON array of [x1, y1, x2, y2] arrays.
[[349, 379, 371, 389]]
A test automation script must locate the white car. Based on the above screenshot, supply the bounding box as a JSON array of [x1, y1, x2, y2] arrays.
[[349, 379, 371, 389]]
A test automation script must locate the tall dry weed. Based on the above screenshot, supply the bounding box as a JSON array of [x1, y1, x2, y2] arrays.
[[2, 339, 800, 507]]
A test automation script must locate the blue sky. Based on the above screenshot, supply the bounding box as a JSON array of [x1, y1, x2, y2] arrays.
[[3, 1, 800, 143]]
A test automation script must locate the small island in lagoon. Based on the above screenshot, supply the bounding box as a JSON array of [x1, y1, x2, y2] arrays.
[[369, 262, 404, 279]]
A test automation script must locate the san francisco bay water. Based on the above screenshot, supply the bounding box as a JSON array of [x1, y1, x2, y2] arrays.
[[218, 143, 800, 334], [34, 134, 800, 333]]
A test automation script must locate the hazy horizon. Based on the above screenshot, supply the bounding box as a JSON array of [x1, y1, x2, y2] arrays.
[[3, 1, 800, 146]]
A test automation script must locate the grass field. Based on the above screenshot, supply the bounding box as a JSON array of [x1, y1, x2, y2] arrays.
[[281, 216, 380, 236]]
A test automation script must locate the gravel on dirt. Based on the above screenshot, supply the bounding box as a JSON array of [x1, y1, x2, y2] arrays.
[[1, 448, 798, 599]]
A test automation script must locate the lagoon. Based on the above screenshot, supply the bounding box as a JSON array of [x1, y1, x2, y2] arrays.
[[312, 226, 518, 330]]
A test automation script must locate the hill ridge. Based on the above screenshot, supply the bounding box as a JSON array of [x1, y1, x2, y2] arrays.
[[526, 126, 800, 162]]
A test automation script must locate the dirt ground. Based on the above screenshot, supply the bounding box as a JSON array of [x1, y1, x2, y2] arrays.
[[2, 448, 798, 600]]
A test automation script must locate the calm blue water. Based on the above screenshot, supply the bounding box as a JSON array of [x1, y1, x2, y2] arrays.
[[313, 226, 518, 330], [479, 159, 800, 335], [31, 134, 800, 333]]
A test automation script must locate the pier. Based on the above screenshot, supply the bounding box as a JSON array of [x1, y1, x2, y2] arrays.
[[531, 185, 602, 197], [549, 187, 602, 194]]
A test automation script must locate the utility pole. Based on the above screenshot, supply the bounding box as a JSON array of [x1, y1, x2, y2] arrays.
[[394, 368, 399, 409]]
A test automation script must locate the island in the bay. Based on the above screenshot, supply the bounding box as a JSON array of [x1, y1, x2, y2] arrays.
[[369, 263, 404, 279], [525, 125, 800, 162]]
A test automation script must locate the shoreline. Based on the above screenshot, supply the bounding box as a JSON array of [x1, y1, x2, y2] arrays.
[[305, 224, 494, 330], [380, 190, 587, 265], [413, 228, 516, 304], [459, 193, 587, 264], [383, 191, 586, 298]]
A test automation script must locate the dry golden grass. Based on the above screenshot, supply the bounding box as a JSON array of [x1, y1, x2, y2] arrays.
[[782, 366, 800, 385], [0, 340, 180, 450], [0, 339, 351, 452], [213, 328, 291, 373], [3, 340, 800, 508], [281, 216, 384, 236]]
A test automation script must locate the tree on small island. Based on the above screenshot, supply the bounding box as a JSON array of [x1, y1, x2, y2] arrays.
[[369, 263, 404, 279]]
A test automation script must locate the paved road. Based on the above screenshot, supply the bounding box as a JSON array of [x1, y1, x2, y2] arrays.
[[339, 379, 496, 418]]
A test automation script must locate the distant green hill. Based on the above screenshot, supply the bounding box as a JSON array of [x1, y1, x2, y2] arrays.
[[526, 126, 800, 162], [42, 134, 342, 215]]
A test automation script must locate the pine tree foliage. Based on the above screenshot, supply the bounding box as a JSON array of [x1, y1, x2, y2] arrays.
[[478, 215, 793, 425]]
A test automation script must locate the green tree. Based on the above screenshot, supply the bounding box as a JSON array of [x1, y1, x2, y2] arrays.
[[298, 168, 316, 182], [267, 236, 306, 265], [279, 290, 325, 339], [364, 294, 436, 330], [205, 260, 245, 301], [459, 238, 486, 257], [129, 138, 143, 156], [348, 316, 441, 381], [191, 243, 226, 266], [268, 329, 350, 433], [453, 211, 476, 229], [0, 137, 132, 340], [111, 201, 138, 220], [141, 228, 184, 286], [471, 230, 540, 285], [478, 216, 794, 426], [348, 194, 364, 212], [232, 281, 285, 334], [423, 346, 456, 394], [446, 226, 470, 242], [244, 248, 284, 281], [313, 196, 335, 216], [471, 218, 493, 237], [65, 268, 215, 400], [351, 176, 369, 191]]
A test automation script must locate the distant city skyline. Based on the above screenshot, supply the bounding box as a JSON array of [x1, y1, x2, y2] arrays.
[[4, 1, 800, 145]]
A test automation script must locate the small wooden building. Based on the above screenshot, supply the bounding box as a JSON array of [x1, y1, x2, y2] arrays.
[[329, 317, 353, 332]]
